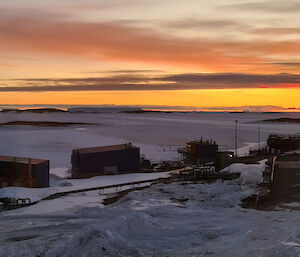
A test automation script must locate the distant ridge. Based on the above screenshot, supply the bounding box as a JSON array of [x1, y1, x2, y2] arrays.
[[0, 121, 98, 127], [0, 108, 67, 113], [263, 118, 300, 123], [0, 105, 297, 114], [68, 107, 142, 113]]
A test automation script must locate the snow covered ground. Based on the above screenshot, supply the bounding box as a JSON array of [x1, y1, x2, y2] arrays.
[[1, 161, 300, 256], [1, 111, 300, 256], [0, 169, 170, 202]]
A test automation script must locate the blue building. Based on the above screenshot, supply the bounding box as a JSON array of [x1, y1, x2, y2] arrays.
[[71, 143, 140, 178]]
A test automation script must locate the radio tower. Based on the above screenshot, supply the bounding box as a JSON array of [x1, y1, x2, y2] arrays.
[[235, 120, 238, 157]]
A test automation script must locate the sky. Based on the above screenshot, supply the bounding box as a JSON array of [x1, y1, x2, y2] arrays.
[[0, 0, 299, 110]]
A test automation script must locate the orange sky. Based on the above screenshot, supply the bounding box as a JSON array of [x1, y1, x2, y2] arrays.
[[0, 0, 299, 109], [0, 89, 299, 111]]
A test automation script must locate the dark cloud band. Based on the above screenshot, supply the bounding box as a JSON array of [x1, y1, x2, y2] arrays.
[[1, 72, 299, 92]]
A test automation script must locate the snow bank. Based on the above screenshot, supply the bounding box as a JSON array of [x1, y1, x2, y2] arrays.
[[0, 186, 57, 202], [0, 171, 170, 203], [1, 161, 300, 256], [50, 167, 71, 179], [42, 165, 300, 257], [222, 160, 266, 186], [44, 162, 267, 256], [233, 142, 267, 157]]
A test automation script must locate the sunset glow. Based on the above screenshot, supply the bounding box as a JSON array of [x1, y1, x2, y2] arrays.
[[0, 0, 299, 109]]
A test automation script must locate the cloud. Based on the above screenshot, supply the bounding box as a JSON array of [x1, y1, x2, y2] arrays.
[[268, 62, 300, 67], [1, 7, 300, 74], [1, 72, 299, 92], [81, 69, 163, 74], [0, 63, 23, 69], [252, 27, 300, 35], [160, 73, 300, 85], [222, 1, 300, 13], [163, 18, 245, 30], [54, 0, 152, 11]]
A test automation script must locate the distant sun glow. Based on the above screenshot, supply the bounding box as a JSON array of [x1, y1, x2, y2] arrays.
[[0, 89, 299, 111]]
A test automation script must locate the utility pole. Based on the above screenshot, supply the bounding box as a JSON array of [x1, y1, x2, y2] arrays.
[[258, 127, 261, 151], [235, 120, 238, 157]]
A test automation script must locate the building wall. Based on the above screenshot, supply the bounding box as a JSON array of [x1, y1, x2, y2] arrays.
[[216, 152, 234, 171], [0, 160, 49, 188], [35, 161, 50, 187], [267, 135, 300, 153], [186, 143, 218, 164], [72, 148, 140, 176], [0, 161, 10, 177], [196, 144, 218, 159], [272, 167, 300, 197]]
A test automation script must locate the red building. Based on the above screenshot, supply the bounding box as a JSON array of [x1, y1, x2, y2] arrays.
[[0, 156, 49, 188]]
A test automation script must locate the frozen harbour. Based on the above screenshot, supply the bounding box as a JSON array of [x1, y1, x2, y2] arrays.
[[0, 111, 300, 168], [1, 111, 300, 256]]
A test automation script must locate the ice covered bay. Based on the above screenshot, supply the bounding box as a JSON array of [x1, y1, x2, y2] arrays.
[[0, 111, 300, 168]]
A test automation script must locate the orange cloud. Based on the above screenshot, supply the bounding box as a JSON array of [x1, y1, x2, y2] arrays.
[[1, 8, 299, 74]]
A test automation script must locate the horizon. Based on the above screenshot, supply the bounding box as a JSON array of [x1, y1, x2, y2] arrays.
[[1, 104, 300, 113]]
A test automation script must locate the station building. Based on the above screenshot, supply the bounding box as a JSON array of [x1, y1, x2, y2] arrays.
[[71, 143, 140, 178], [0, 156, 49, 188]]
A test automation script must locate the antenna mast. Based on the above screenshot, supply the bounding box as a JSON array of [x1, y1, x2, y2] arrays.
[[235, 120, 238, 157], [258, 127, 261, 151]]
